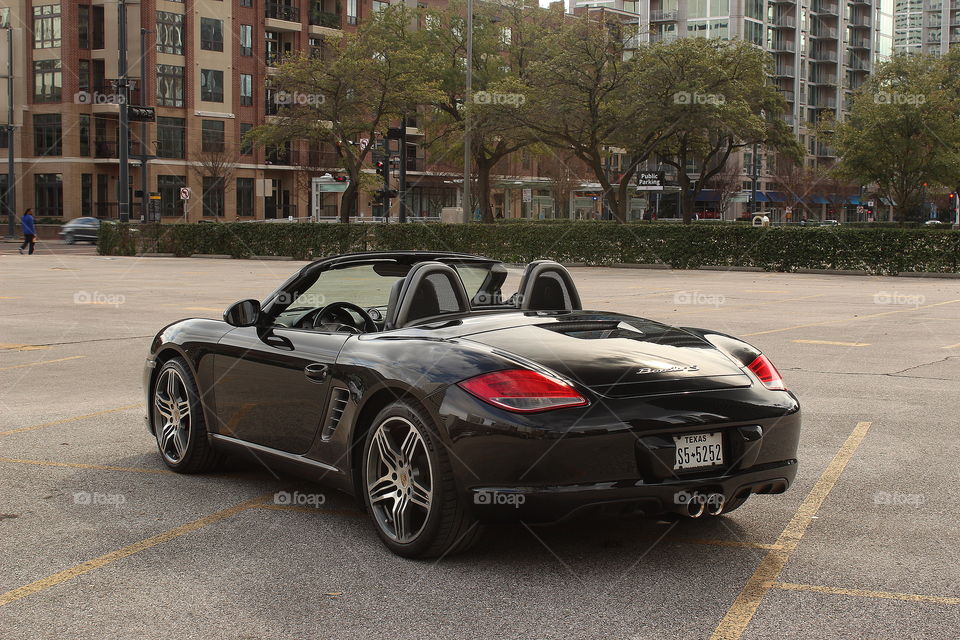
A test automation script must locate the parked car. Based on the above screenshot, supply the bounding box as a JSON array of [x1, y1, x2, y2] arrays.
[[821, 219, 841, 226], [143, 252, 801, 558], [925, 219, 945, 226], [59, 217, 101, 244]]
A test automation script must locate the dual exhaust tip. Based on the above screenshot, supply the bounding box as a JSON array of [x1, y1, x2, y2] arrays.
[[685, 492, 725, 518]]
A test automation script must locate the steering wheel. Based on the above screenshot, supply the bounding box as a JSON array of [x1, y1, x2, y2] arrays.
[[305, 301, 377, 334]]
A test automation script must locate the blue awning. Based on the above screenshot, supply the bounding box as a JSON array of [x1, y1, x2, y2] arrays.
[[766, 192, 786, 202], [811, 195, 830, 204], [848, 196, 861, 205]]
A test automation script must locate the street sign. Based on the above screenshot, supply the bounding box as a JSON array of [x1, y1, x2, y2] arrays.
[[856, 205, 865, 214], [128, 106, 156, 122], [867, 200, 875, 207], [180, 187, 191, 200], [636, 171, 665, 191]]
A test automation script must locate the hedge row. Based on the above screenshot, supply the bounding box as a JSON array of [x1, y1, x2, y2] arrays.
[[98, 221, 960, 275]]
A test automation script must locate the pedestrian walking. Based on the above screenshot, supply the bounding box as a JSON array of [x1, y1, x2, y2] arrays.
[[18, 208, 36, 255]]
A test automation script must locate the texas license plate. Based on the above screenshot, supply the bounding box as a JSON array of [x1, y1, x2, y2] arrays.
[[674, 432, 723, 470]]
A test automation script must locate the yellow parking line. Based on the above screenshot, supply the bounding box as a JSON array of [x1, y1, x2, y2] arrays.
[[793, 339, 871, 347], [942, 343, 960, 349], [744, 299, 960, 337], [772, 582, 960, 606], [679, 538, 783, 551], [0, 457, 172, 475], [0, 296, 21, 300], [253, 503, 365, 518], [0, 343, 50, 351], [0, 404, 143, 437], [0, 494, 270, 608], [0, 355, 86, 372], [710, 421, 874, 640]]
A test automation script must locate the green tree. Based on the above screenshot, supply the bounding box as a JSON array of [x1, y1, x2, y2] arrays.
[[246, 5, 437, 222], [649, 38, 800, 224], [829, 52, 960, 223]]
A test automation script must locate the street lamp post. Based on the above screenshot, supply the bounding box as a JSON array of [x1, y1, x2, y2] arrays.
[[462, 0, 473, 223], [4, 24, 15, 238], [139, 27, 150, 222], [117, 0, 131, 223]]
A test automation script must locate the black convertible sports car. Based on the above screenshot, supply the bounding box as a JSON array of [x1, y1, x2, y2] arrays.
[[144, 251, 800, 557]]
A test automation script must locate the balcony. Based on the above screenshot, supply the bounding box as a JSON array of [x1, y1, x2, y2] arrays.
[[779, 89, 795, 101], [814, 96, 837, 109], [774, 65, 796, 77], [811, 49, 839, 61], [309, 0, 342, 31], [266, 146, 299, 165], [769, 39, 796, 52], [847, 56, 869, 70], [809, 73, 837, 84], [810, 26, 838, 38], [849, 37, 871, 48], [771, 15, 796, 27], [649, 9, 678, 21], [848, 15, 872, 28], [266, 2, 301, 31], [811, 2, 839, 15]]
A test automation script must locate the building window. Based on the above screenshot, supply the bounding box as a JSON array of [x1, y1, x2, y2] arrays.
[[158, 175, 186, 217], [372, 0, 389, 12], [200, 69, 224, 103], [156, 65, 184, 107], [34, 174, 64, 217], [239, 74, 253, 106], [33, 60, 62, 103], [78, 5, 90, 49], [156, 117, 185, 158], [79, 114, 90, 156], [92, 5, 104, 49], [240, 0, 253, 6], [744, 19, 764, 46], [33, 4, 61, 49], [240, 24, 253, 56], [200, 17, 224, 51], [237, 178, 255, 217], [201, 120, 225, 153], [240, 123, 254, 155], [202, 177, 225, 217], [156, 11, 184, 55], [33, 114, 62, 156], [81, 174, 93, 216], [0, 128, 8, 148], [745, 0, 763, 20], [347, 0, 358, 24], [78, 60, 91, 93]]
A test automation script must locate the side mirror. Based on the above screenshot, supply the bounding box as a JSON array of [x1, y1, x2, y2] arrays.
[[223, 299, 261, 327]]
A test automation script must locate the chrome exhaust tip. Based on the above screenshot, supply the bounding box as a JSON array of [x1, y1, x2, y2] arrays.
[[706, 493, 725, 516], [686, 496, 706, 518]]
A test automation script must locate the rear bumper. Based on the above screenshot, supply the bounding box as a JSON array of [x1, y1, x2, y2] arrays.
[[467, 460, 797, 523]]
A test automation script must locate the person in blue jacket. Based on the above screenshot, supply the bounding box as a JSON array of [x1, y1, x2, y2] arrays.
[[19, 208, 36, 255]]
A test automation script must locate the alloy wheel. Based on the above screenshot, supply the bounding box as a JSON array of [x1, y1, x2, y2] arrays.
[[154, 368, 192, 464], [365, 417, 434, 543]]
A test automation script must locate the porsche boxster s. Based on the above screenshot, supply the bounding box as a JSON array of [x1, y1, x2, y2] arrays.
[[144, 251, 800, 558]]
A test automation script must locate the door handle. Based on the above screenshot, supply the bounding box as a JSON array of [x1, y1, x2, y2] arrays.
[[304, 363, 329, 382]]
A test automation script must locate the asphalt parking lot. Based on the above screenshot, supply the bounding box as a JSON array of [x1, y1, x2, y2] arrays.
[[1, 247, 958, 639]]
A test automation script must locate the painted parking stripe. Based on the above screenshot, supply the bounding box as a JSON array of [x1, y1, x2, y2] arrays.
[[772, 582, 960, 606], [792, 339, 871, 347], [942, 343, 960, 349], [745, 299, 960, 337], [0, 495, 270, 608], [0, 355, 86, 372], [0, 457, 172, 475], [710, 421, 874, 640], [0, 404, 142, 437]]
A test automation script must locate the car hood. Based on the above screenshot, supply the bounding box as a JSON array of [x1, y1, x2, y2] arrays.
[[456, 313, 752, 398]]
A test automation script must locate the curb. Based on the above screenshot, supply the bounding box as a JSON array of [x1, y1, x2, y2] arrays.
[[611, 263, 671, 270], [794, 268, 871, 276], [137, 252, 177, 258], [189, 254, 233, 259], [252, 255, 295, 261]]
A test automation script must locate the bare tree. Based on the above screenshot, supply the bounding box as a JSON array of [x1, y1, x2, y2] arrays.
[[190, 145, 237, 219], [536, 151, 589, 220], [708, 160, 742, 221], [771, 158, 820, 221]]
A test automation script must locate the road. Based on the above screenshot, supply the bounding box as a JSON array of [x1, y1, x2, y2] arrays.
[[1, 252, 958, 639]]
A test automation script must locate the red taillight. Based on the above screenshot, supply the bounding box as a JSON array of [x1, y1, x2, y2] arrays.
[[747, 355, 786, 391], [458, 369, 588, 413]]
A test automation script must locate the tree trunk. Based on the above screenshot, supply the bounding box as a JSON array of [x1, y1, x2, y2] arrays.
[[340, 181, 357, 223], [476, 158, 494, 223]]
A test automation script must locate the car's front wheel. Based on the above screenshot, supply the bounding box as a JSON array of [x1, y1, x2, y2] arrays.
[[361, 401, 480, 558], [151, 357, 220, 473], [63, 232, 75, 245]]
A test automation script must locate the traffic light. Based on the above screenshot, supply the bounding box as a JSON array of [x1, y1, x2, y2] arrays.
[[375, 160, 388, 179], [127, 106, 156, 122], [333, 174, 348, 183]]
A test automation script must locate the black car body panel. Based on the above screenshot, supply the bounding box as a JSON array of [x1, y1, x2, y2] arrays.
[[144, 251, 801, 522]]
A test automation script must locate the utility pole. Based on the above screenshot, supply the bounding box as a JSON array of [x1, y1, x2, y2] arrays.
[[117, 0, 130, 222], [4, 24, 16, 238], [398, 115, 407, 223], [462, 0, 473, 223], [139, 28, 149, 221], [750, 143, 759, 214]]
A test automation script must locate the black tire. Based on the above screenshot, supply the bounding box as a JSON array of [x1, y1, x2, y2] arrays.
[[64, 233, 75, 245], [360, 400, 481, 558], [151, 357, 221, 473]]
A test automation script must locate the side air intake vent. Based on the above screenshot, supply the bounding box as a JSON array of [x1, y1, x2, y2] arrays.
[[321, 388, 350, 441]]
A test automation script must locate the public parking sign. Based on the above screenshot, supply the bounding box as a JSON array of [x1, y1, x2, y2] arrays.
[[636, 171, 665, 191], [180, 187, 191, 200]]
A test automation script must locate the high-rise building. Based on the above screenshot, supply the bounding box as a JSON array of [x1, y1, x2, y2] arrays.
[[894, 0, 959, 55], [573, 0, 896, 220]]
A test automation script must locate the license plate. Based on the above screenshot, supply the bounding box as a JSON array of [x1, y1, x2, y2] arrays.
[[673, 432, 723, 470]]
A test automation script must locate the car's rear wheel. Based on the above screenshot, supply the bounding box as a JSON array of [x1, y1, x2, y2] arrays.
[[63, 232, 75, 245], [152, 358, 220, 473], [361, 401, 481, 558]]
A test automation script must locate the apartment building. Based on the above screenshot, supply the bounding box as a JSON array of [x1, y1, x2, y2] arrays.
[[894, 0, 960, 54], [0, 0, 479, 223], [573, 0, 895, 220]]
